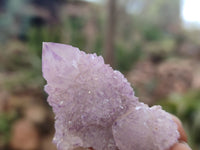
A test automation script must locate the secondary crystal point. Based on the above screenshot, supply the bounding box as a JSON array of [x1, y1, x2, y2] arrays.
[[112, 103, 179, 150], [42, 42, 179, 150]]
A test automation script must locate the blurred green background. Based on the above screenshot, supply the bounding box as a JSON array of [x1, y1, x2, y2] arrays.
[[0, 0, 200, 150]]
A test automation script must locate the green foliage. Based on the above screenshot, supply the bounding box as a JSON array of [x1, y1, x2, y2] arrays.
[[0, 112, 18, 146], [158, 90, 200, 150], [68, 17, 87, 50], [93, 35, 103, 55], [115, 43, 143, 72], [143, 25, 164, 41]]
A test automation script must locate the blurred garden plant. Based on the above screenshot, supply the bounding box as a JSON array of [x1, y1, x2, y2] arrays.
[[0, 112, 18, 148]]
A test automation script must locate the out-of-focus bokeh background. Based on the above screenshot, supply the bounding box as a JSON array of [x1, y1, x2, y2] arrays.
[[0, 0, 200, 149]]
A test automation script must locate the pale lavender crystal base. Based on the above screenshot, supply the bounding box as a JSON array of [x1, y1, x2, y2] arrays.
[[42, 42, 179, 150], [112, 103, 179, 150]]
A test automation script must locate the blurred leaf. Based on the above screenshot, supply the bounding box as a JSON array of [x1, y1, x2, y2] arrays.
[[0, 112, 18, 145], [115, 43, 143, 72]]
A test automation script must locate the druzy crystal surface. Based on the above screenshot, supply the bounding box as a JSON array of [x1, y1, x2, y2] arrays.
[[112, 103, 179, 150], [42, 42, 179, 150]]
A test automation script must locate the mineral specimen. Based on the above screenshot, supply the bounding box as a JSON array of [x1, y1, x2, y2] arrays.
[[42, 42, 179, 150]]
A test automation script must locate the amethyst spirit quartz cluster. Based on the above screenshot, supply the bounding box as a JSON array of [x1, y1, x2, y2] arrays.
[[42, 42, 179, 150]]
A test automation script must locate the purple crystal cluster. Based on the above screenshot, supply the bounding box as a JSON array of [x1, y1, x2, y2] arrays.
[[42, 42, 179, 150]]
